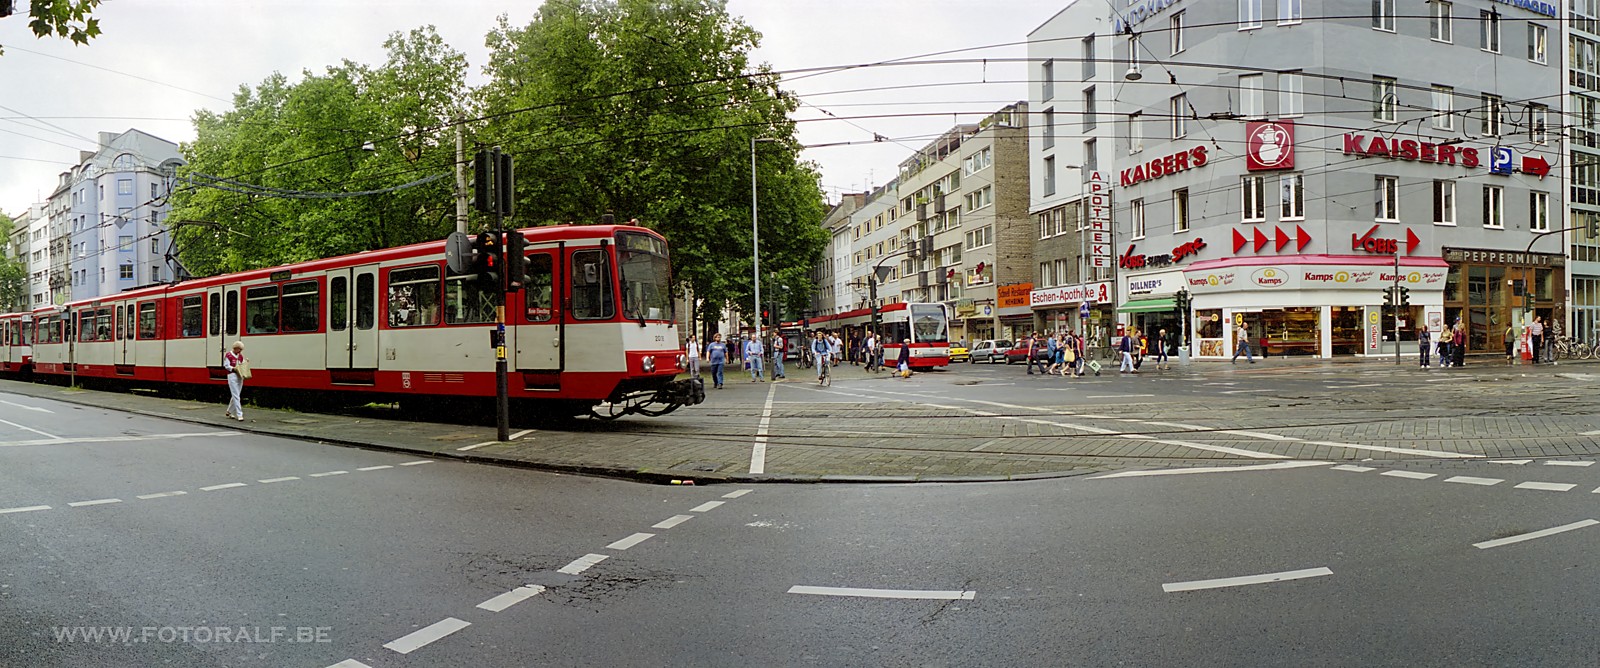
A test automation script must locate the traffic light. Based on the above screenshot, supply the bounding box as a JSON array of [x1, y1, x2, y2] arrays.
[[1398, 285, 1411, 307], [473, 150, 492, 213], [504, 231, 527, 291], [472, 231, 501, 290], [1382, 286, 1394, 314]]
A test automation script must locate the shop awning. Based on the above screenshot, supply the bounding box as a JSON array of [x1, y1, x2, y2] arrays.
[[1117, 298, 1177, 313]]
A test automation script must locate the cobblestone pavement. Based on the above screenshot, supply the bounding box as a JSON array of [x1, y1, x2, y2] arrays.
[[2, 356, 1596, 482]]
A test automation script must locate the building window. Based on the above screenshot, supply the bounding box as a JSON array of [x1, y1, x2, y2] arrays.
[[1239, 0, 1262, 29], [1082, 35, 1096, 80], [150, 265, 160, 283], [150, 183, 158, 199], [116, 179, 132, 196], [1131, 198, 1145, 239], [1433, 85, 1454, 130], [1043, 156, 1056, 197], [1376, 176, 1399, 221], [1434, 180, 1456, 225], [1043, 107, 1055, 149], [1280, 71, 1302, 118], [1373, 0, 1395, 31], [963, 186, 993, 211], [1528, 23, 1546, 63], [1483, 185, 1504, 228], [1482, 93, 1502, 136], [1279, 0, 1301, 24], [1128, 112, 1142, 153], [1174, 189, 1190, 232], [964, 225, 994, 250], [1084, 138, 1098, 175], [1280, 173, 1304, 220], [1083, 87, 1096, 131], [1480, 10, 1499, 53], [1242, 176, 1266, 222], [1373, 76, 1397, 121], [1431, 1, 1453, 42], [1240, 74, 1264, 119], [1042, 59, 1054, 100], [1531, 104, 1548, 144], [1530, 191, 1549, 231], [118, 234, 133, 251], [1171, 12, 1185, 54], [120, 263, 134, 280], [1170, 95, 1188, 138]]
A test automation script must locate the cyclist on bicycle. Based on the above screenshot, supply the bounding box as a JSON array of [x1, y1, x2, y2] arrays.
[[811, 330, 831, 384]]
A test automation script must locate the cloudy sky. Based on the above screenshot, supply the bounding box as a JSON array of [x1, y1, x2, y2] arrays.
[[0, 0, 1065, 217]]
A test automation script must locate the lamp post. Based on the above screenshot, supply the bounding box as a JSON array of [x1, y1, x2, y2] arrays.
[[750, 137, 779, 334]]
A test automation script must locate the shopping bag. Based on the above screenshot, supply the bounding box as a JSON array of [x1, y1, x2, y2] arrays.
[[235, 360, 252, 380]]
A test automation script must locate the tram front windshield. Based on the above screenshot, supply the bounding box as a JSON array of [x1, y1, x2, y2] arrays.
[[617, 231, 673, 321], [909, 304, 948, 343]]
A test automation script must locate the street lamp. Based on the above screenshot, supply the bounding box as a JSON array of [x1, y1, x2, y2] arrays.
[[751, 137, 779, 334]]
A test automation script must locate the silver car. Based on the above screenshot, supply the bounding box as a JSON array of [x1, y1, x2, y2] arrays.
[[968, 339, 1013, 364]]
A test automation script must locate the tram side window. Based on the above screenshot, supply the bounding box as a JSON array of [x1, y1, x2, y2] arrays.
[[444, 276, 496, 324], [570, 249, 613, 320], [387, 265, 440, 327], [209, 293, 222, 336], [246, 286, 280, 334], [356, 273, 376, 330], [92, 308, 111, 342], [125, 305, 135, 340], [137, 302, 158, 340], [524, 254, 554, 322], [78, 312, 95, 342], [330, 276, 348, 332], [115, 304, 124, 340], [226, 291, 239, 336], [180, 295, 204, 338], [281, 281, 319, 333]]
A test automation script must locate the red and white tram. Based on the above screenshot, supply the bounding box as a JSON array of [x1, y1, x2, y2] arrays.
[[800, 302, 950, 370], [0, 224, 703, 419]]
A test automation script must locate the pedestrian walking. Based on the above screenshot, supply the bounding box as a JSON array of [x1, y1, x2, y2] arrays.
[[1438, 325, 1452, 367], [1154, 328, 1171, 370], [745, 333, 765, 382], [1531, 316, 1544, 364], [1452, 319, 1466, 367], [770, 330, 786, 380], [1418, 327, 1432, 368], [1231, 322, 1256, 364], [685, 335, 701, 379], [896, 338, 912, 377], [1503, 323, 1516, 364], [827, 330, 842, 368], [707, 333, 727, 389], [863, 330, 878, 372], [223, 341, 248, 421], [1044, 333, 1061, 376], [1117, 331, 1135, 373]]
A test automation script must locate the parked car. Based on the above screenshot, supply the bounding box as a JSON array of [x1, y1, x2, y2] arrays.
[[969, 339, 1012, 364], [949, 343, 970, 363], [1005, 337, 1053, 365]]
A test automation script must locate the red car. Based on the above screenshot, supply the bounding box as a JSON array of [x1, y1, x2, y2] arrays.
[[1005, 337, 1053, 364]]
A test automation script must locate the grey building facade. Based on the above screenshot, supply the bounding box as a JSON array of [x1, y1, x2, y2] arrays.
[[51, 129, 183, 303], [1105, 0, 1561, 358]]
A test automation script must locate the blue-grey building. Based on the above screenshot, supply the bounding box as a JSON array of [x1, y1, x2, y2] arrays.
[[49, 129, 184, 303]]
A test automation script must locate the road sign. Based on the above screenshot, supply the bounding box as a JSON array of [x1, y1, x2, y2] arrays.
[[1079, 302, 1090, 318]]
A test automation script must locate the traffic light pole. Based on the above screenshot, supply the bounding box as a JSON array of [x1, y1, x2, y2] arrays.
[[1393, 250, 1401, 365], [475, 147, 515, 442]]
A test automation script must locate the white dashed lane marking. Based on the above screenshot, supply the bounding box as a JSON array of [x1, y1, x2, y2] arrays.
[[326, 660, 372, 668], [653, 514, 695, 529], [1163, 567, 1333, 593], [356, 465, 392, 472], [308, 471, 348, 478], [199, 483, 247, 492], [1490, 459, 1533, 465], [605, 533, 655, 551], [382, 617, 471, 655], [788, 585, 976, 600], [690, 501, 724, 512], [1474, 520, 1600, 550], [475, 585, 545, 613], [1380, 471, 1436, 480], [398, 460, 434, 466], [259, 476, 300, 483], [722, 489, 753, 499], [1094, 462, 1331, 478], [135, 491, 187, 500], [556, 553, 609, 575], [1331, 465, 1375, 472], [0, 505, 50, 514], [1514, 482, 1577, 492], [66, 498, 121, 507], [1444, 476, 1503, 486], [1545, 461, 1595, 467]]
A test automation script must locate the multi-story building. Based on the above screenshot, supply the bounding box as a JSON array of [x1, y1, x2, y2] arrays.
[[892, 103, 1031, 343], [1569, 0, 1600, 343], [812, 192, 864, 317], [844, 181, 900, 315], [8, 203, 34, 312], [23, 202, 48, 307], [49, 129, 183, 303], [1028, 2, 1120, 350], [1104, 0, 1561, 359]]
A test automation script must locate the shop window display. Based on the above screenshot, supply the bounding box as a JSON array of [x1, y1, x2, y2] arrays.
[[1258, 307, 1321, 356], [1195, 309, 1225, 356]]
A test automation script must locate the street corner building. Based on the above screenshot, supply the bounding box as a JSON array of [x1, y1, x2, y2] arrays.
[[1028, 0, 1583, 359]]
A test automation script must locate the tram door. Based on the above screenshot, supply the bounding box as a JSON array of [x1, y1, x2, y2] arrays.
[[326, 265, 380, 369], [205, 288, 225, 369], [516, 249, 561, 372]]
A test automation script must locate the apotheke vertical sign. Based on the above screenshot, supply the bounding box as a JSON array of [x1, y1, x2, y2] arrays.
[[1088, 172, 1112, 269]]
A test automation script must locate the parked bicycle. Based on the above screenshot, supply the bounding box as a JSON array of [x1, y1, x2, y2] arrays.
[[1555, 335, 1597, 360]]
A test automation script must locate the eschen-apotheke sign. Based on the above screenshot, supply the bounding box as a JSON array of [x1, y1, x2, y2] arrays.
[[1443, 248, 1563, 266]]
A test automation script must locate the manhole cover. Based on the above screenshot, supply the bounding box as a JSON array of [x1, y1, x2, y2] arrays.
[[683, 462, 722, 472]]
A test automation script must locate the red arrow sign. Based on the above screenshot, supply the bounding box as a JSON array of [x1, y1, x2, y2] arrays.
[[1233, 228, 1248, 253], [1252, 228, 1269, 253], [1296, 225, 1311, 252], [1273, 226, 1290, 252], [1405, 227, 1421, 255], [1520, 155, 1550, 179]]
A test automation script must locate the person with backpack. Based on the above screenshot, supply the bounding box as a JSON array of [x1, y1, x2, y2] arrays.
[[811, 331, 831, 384]]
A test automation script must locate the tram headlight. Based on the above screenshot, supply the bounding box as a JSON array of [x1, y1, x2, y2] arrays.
[[641, 356, 656, 373], [675, 354, 686, 369]]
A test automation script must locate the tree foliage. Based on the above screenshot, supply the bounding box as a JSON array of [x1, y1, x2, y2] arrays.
[[168, 27, 468, 275], [476, 0, 827, 327], [0, 211, 26, 310], [0, 0, 103, 55]]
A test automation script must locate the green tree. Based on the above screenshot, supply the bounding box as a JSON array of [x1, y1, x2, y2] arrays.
[[476, 0, 827, 329], [0, 0, 103, 54], [0, 211, 26, 310], [168, 26, 469, 276]]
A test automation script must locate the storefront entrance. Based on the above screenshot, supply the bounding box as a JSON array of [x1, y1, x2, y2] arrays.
[[1442, 249, 1564, 354]]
